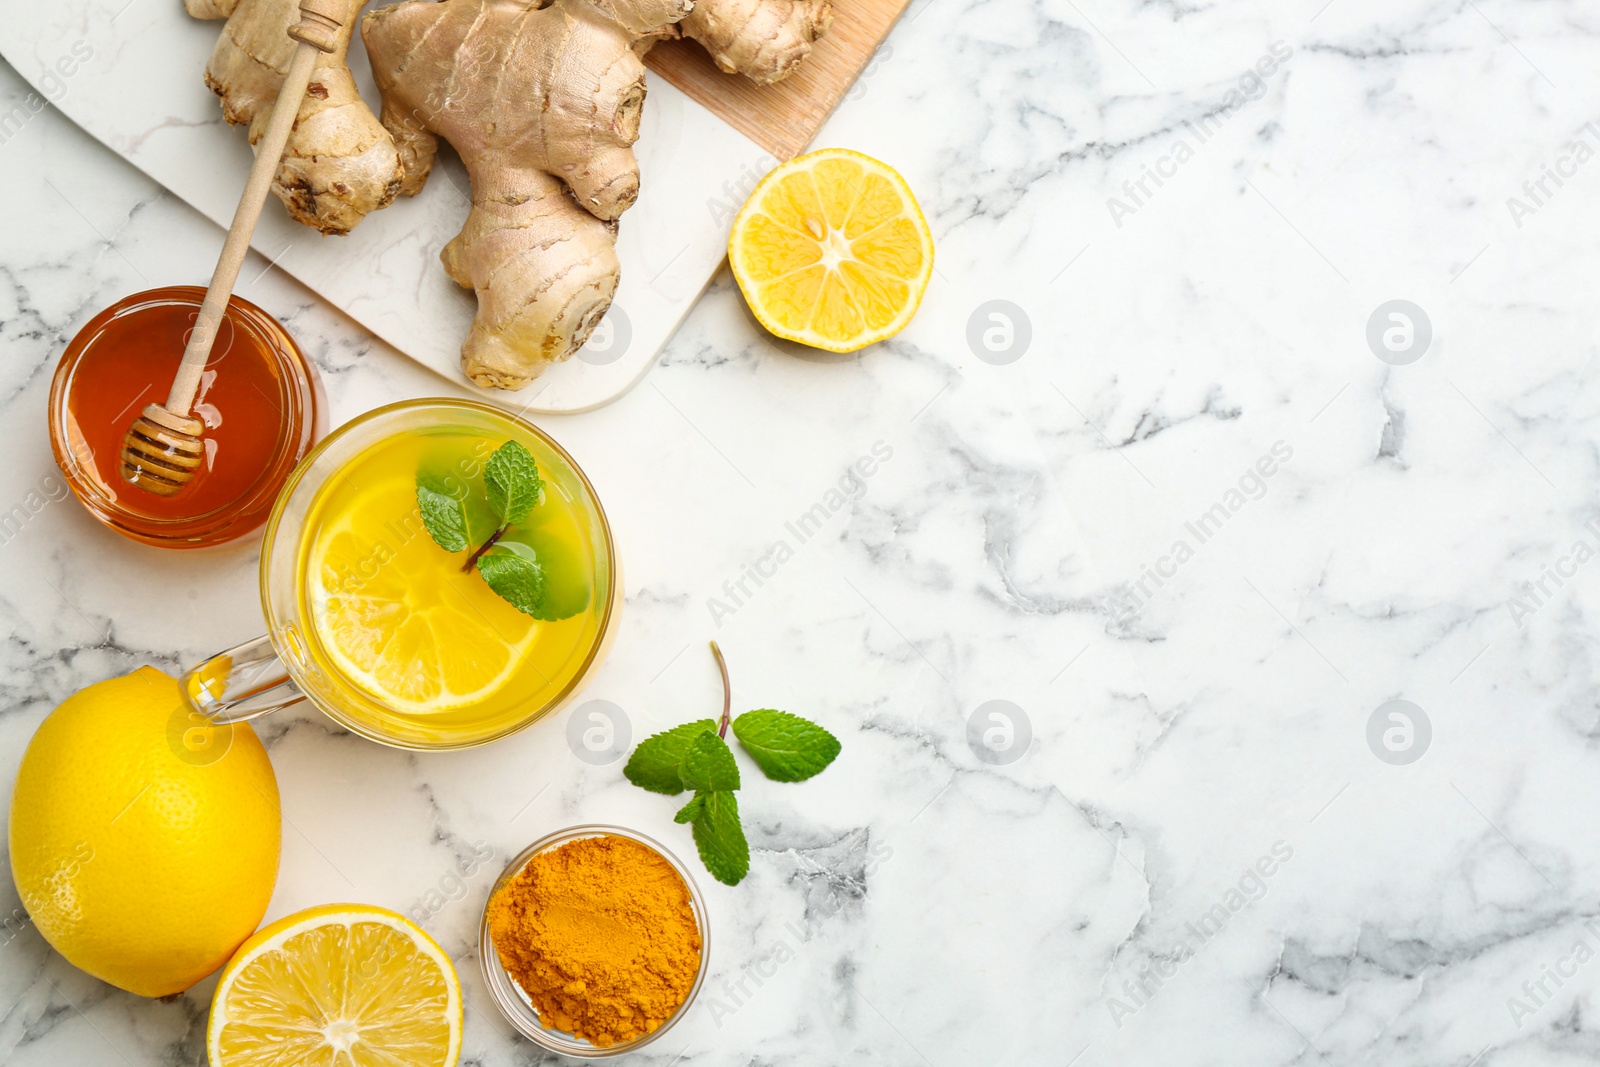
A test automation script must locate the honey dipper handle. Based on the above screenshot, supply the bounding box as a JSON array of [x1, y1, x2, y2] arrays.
[[163, 0, 344, 417]]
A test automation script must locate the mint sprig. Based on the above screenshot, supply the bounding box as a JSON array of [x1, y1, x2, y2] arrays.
[[417, 440, 569, 619], [622, 642, 841, 886]]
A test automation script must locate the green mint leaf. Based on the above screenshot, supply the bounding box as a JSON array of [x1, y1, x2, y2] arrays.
[[730, 709, 841, 782], [484, 440, 544, 526], [416, 475, 469, 553], [674, 794, 705, 824], [623, 720, 716, 795], [678, 731, 740, 792], [461, 491, 502, 547], [498, 531, 587, 622], [691, 790, 749, 885], [476, 541, 545, 616]]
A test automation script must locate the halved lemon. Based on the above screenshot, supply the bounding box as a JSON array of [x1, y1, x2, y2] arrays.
[[729, 148, 934, 353], [207, 904, 462, 1067], [309, 508, 538, 715]]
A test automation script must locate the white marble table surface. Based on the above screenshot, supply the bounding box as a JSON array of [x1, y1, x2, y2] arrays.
[[5, 1, 1600, 1064]]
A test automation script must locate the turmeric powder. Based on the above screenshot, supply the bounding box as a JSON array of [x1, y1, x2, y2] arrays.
[[487, 834, 702, 1046]]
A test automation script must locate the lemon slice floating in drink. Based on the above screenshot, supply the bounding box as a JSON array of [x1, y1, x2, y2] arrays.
[[208, 904, 462, 1067], [309, 504, 540, 714], [729, 148, 934, 353]]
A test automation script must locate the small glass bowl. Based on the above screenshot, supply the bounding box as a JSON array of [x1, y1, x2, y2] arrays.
[[48, 286, 324, 548], [479, 824, 710, 1058]]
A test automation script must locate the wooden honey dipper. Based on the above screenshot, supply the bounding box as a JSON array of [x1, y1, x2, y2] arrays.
[[121, 0, 345, 496]]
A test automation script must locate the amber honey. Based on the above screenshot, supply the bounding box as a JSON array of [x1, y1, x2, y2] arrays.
[[48, 286, 323, 547]]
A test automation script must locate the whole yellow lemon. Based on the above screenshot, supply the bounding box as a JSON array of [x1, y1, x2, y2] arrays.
[[8, 666, 281, 996]]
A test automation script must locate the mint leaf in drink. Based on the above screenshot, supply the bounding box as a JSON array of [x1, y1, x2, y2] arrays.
[[624, 720, 717, 794], [500, 530, 588, 621], [678, 731, 740, 792], [484, 440, 544, 525], [731, 709, 841, 782], [416, 474, 469, 553], [475, 541, 545, 616], [460, 489, 502, 547], [420, 442, 567, 616], [674, 794, 705, 824], [691, 790, 749, 886]]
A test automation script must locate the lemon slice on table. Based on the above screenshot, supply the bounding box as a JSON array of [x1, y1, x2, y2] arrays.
[[310, 511, 538, 714], [729, 148, 935, 353], [208, 904, 462, 1067]]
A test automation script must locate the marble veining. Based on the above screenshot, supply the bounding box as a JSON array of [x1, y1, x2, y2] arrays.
[[5, 0, 1600, 1064]]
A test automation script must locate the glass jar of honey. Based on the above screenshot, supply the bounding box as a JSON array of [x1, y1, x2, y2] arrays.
[[48, 286, 325, 548]]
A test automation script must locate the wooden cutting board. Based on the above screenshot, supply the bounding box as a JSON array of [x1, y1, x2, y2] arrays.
[[646, 0, 913, 161], [0, 0, 911, 411]]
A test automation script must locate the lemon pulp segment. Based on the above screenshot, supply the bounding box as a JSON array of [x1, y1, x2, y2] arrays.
[[310, 507, 537, 714]]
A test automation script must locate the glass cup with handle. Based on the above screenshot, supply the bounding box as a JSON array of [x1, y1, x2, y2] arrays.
[[181, 398, 621, 750]]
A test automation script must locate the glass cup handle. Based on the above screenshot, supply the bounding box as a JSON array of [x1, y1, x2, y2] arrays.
[[181, 634, 306, 724]]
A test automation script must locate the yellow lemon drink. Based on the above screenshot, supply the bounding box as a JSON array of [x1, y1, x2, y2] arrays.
[[289, 403, 615, 748]]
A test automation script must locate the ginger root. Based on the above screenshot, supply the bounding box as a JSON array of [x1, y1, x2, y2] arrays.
[[189, 0, 402, 235], [681, 0, 832, 84], [363, 0, 691, 388], [190, 0, 829, 386]]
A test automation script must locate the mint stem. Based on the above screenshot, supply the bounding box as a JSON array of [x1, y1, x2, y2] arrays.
[[710, 641, 731, 738], [462, 525, 507, 572]]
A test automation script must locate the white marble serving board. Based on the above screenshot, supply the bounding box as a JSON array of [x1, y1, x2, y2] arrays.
[[0, 0, 764, 412]]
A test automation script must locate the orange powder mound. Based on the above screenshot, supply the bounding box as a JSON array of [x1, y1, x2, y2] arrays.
[[487, 834, 702, 1046]]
